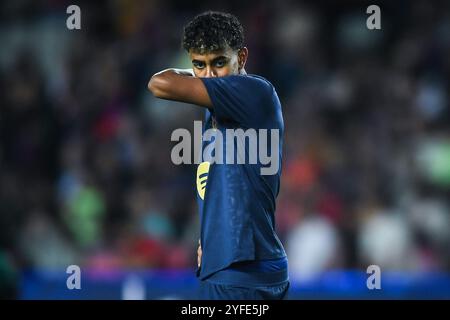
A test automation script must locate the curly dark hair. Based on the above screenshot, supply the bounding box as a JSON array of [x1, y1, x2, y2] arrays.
[[182, 11, 244, 53]]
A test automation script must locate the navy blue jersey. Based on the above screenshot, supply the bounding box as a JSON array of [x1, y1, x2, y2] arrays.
[[196, 74, 286, 281]]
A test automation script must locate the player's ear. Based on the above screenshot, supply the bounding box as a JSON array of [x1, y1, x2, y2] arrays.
[[238, 47, 248, 71]]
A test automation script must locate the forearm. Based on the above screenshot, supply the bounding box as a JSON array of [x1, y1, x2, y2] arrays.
[[148, 68, 192, 98], [147, 68, 212, 107]]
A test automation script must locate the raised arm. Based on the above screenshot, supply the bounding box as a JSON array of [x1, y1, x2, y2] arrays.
[[147, 68, 212, 108]]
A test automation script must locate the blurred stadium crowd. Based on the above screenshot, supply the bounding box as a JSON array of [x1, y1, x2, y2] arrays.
[[0, 0, 449, 298]]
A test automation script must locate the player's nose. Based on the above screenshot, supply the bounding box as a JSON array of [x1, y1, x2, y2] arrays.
[[204, 67, 217, 78]]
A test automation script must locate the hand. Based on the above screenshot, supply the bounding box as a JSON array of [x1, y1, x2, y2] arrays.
[[197, 239, 202, 268]]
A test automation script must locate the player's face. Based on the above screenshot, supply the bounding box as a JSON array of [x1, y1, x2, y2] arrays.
[[189, 46, 247, 78]]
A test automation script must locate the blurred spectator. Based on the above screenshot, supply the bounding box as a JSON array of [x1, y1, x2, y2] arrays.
[[19, 211, 79, 269], [287, 213, 342, 282], [357, 207, 416, 271]]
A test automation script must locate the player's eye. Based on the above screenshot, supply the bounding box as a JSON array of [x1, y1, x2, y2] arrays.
[[214, 59, 227, 68], [193, 61, 205, 69]]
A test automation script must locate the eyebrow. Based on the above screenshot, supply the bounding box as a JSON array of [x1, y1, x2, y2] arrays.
[[192, 59, 205, 64], [211, 56, 229, 63], [191, 56, 229, 64]]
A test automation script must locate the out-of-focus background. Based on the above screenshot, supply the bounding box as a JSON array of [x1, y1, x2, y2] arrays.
[[1, 0, 449, 299]]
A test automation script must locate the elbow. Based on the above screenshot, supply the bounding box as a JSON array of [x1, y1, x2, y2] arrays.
[[147, 74, 167, 98], [147, 75, 161, 97]]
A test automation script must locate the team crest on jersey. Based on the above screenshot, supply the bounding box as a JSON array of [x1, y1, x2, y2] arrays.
[[196, 161, 210, 200]]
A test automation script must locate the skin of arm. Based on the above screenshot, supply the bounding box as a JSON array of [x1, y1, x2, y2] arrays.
[[147, 68, 213, 108], [197, 239, 202, 268]]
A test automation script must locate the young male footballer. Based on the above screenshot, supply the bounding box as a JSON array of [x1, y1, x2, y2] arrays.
[[148, 11, 289, 300]]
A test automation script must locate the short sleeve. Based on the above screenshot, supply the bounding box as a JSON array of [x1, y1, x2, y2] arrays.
[[200, 75, 275, 128]]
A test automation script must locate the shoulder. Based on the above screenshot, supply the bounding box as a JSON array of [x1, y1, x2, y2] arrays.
[[203, 74, 273, 90], [233, 74, 273, 89], [246, 74, 274, 88], [225, 74, 275, 99]]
